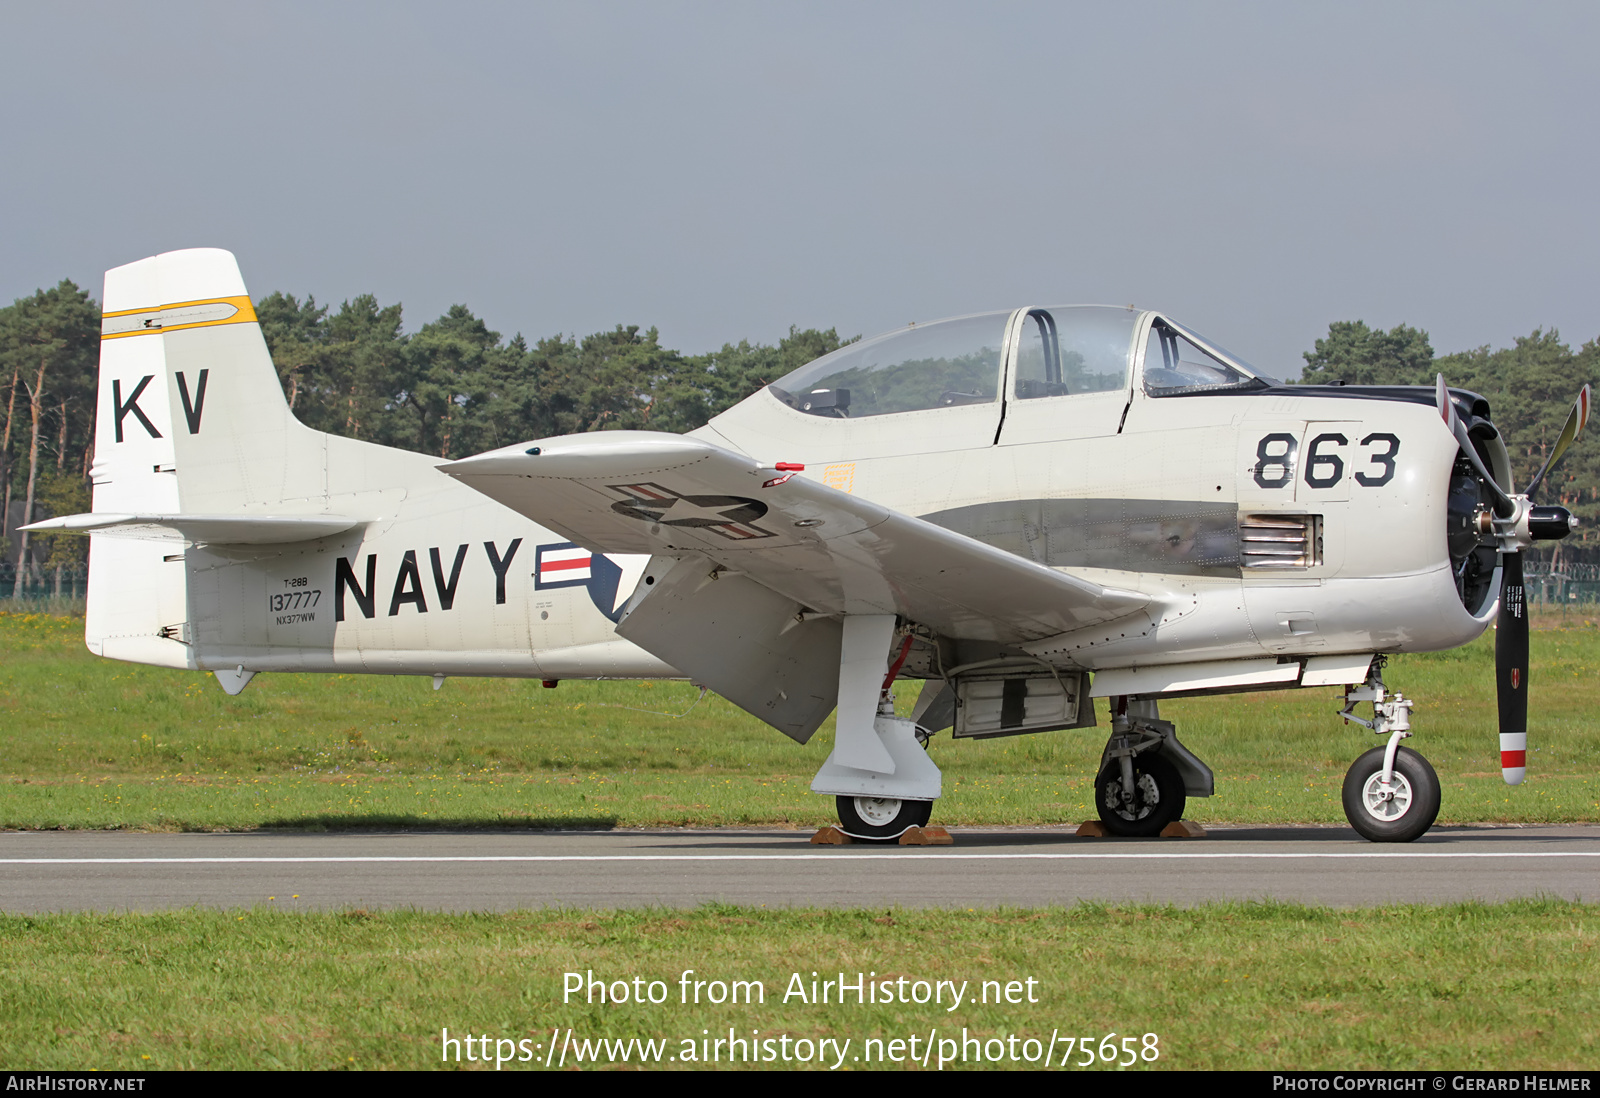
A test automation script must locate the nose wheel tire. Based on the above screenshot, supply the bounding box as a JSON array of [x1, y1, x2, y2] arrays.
[[1094, 753, 1186, 837], [1341, 745, 1441, 843], [835, 796, 933, 842]]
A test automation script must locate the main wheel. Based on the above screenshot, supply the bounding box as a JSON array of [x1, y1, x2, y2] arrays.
[[1095, 753, 1186, 837], [835, 796, 933, 842], [1341, 745, 1441, 843]]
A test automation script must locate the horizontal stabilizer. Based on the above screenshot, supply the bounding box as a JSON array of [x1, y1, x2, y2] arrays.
[[23, 513, 364, 546], [443, 432, 1149, 644]]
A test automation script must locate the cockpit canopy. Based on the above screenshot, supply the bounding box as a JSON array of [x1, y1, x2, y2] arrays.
[[766, 306, 1271, 418], [767, 310, 1010, 418]]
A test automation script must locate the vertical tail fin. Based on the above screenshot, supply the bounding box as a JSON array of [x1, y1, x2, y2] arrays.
[[97, 248, 327, 513], [87, 248, 327, 662]]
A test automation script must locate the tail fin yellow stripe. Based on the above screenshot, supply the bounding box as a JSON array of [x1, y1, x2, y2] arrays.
[[101, 295, 257, 340]]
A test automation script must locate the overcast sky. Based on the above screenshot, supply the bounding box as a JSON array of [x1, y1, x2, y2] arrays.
[[4, 1, 1597, 377]]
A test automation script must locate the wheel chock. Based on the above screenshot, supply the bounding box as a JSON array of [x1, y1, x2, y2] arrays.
[[1075, 820, 1108, 837], [898, 826, 954, 846], [1160, 820, 1207, 838], [810, 826, 853, 845]]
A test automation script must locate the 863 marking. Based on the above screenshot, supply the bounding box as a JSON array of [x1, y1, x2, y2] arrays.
[[1253, 432, 1400, 489]]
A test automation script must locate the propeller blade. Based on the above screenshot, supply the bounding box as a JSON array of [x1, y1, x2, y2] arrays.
[[1496, 551, 1529, 785], [1435, 373, 1457, 435], [1436, 374, 1517, 517], [1524, 383, 1592, 501]]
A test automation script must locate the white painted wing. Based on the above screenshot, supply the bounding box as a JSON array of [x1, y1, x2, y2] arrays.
[[22, 513, 364, 545], [442, 432, 1147, 644]]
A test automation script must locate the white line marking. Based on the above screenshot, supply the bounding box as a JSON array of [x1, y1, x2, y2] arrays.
[[1, 851, 1598, 865]]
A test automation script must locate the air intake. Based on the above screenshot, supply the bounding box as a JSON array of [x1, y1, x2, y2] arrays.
[[1240, 514, 1322, 569]]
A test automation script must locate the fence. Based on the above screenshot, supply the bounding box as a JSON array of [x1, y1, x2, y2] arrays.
[[0, 562, 89, 602], [1524, 562, 1600, 607]]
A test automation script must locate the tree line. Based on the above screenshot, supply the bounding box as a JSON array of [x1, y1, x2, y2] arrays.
[[0, 280, 849, 582], [253, 292, 848, 458], [3, 282, 1597, 587]]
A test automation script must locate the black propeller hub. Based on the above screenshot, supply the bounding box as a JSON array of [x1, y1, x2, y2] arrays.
[[1527, 505, 1576, 541]]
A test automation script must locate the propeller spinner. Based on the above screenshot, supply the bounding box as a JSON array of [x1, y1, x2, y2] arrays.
[[1438, 376, 1590, 785]]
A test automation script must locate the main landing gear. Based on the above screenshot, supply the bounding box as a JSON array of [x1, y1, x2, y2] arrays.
[[1337, 660, 1442, 843], [1096, 753, 1185, 837], [816, 704, 940, 842], [1094, 699, 1213, 837], [818, 718, 939, 842], [810, 619, 943, 842], [835, 795, 934, 841]]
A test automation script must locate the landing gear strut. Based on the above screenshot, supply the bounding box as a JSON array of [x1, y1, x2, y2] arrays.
[[812, 621, 943, 841], [1337, 660, 1441, 842]]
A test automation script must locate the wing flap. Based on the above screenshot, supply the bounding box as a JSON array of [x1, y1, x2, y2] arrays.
[[443, 432, 1148, 644]]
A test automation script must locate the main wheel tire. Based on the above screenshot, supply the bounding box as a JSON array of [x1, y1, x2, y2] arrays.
[[835, 796, 933, 842], [1095, 753, 1186, 837], [1341, 745, 1441, 843]]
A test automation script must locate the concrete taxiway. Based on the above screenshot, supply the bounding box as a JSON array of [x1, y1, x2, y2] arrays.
[[2, 825, 1597, 912]]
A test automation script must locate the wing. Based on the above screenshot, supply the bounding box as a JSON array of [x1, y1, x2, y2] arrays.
[[441, 431, 1147, 645], [22, 513, 364, 546]]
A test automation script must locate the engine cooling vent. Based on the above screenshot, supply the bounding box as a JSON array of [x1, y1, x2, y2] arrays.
[[1240, 514, 1322, 569]]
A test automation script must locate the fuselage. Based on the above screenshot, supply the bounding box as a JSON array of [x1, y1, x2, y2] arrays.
[[82, 288, 1494, 685]]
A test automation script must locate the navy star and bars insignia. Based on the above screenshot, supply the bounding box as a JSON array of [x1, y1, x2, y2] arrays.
[[606, 482, 775, 540]]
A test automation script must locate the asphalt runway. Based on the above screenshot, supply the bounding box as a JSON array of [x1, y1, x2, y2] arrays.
[[3, 824, 1598, 912]]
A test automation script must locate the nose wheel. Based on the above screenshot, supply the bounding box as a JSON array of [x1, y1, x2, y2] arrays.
[[1341, 745, 1441, 842]]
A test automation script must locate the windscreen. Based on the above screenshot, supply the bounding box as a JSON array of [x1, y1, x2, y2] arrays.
[[1142, 319, 1271, 396]]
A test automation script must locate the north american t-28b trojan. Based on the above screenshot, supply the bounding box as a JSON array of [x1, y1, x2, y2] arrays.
[[30, 249, 1590, 842]]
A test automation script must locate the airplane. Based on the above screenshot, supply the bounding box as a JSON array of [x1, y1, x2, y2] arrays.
[[26, 248, 1591, 844]]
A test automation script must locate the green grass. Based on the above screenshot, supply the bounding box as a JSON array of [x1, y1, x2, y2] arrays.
[[3, 902, 1596, 1070], [6, 614, 1599, 1072], [3, 610, 1598, 830]]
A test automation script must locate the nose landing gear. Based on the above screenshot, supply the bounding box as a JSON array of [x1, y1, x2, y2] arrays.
[[1338, 660, 1442, 842], [1341, 746, 1441, 843]]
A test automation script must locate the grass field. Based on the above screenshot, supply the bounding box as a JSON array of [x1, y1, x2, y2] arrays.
[[3, 902, 1597, 1070], [2, 610, 1597, 830], [4, 612, 1599, 1072]]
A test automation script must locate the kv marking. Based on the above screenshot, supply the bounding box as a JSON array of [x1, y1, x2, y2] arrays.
[[112, 376, 160, 441], [177, 369, 209, 434], [111, 369, 210, 440]]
